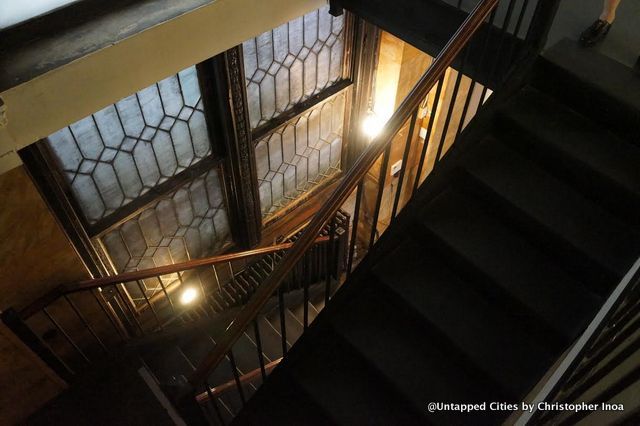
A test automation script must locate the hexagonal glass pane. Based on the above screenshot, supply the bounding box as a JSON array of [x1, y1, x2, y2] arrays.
[[242, 5, 345, 129], [100, 168, 231, 304], [46, 66, 211, 224], [254, 91, 345, 220]]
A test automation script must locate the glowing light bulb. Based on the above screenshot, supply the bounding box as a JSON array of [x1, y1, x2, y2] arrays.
[[362, 113, 384, 139], [180, 287, 198, 305]]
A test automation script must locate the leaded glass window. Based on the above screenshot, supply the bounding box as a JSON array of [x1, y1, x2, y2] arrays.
[[256, 91, 345, 218], [100, 169, 230, 305], [101, 169, 229, 272], [43, 64, 232, 304], [243, 5, 345, 129], [46, 66, 210, 225]]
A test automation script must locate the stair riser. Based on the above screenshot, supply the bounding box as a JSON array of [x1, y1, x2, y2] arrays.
[[414, 224, 569, 349], [493, 117, 640, 231], [532, 59, 640, 145], [459, 171, 620, 295]]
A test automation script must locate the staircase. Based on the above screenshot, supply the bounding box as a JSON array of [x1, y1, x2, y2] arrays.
[[175, 211, 349, 323], [14, 0, 640, 423], [138, 269, 341, 424], [14, 212, 348, 425], [230, 39, 640, 425]]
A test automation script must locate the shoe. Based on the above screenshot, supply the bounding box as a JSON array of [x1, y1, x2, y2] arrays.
[[580, 19, 612, 47]]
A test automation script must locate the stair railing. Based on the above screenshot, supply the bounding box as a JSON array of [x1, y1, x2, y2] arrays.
[[515, 257, 640, 425], [187, 0, 501, 401], [1, 234, 339, 381]]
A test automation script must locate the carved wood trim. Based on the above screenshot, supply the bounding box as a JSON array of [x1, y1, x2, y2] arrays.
[[197, 49, 262, 249]]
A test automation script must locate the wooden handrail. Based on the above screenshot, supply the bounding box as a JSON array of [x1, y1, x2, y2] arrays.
[[195, 358, 282, 403], [20, 236, 330, 319], [188, 0, 500, 387]]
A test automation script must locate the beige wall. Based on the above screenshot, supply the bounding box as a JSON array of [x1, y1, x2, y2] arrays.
[[355, 32, 489, 251], [0, 323, 67, 425], [0, 166, 89, 312], [0, 166, 90, 422]]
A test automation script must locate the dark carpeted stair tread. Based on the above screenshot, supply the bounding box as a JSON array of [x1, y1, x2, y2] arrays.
[[265, 305, 304, 349], [327, 283, 509, 425], [283, 327, 426, 425], [231, 365, 337, 426], [462, 137, 640, 288], [496, 86, 640, 227], [177, 335, 216, 371], [533, 38, 640, 143], [288, 297, 319, 328], [252, 315, 286, 362], [418, 187, 602, 344], [372, 237, 555, 399], [216, 389, 248, 424], [141, 345, 196, 384], [225, 333, 267, 380]]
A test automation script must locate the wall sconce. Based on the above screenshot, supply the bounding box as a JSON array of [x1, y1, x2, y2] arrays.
[[362, 111, 384, 139], [179, 287, 198, 305]]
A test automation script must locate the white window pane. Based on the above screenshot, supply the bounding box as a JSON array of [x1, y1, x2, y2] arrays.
[[255, 92, 345, 218], [0, 0, 81, 29], [46, 66, 211, 224], [243, 5, 345, 129]]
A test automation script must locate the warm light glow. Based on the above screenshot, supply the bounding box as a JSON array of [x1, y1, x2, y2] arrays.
[[180, 287, 198, 305], [362, 113, 385, 139]]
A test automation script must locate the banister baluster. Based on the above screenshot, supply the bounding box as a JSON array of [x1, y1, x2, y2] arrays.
[[347, 181, 364, 278], [156, 276, 177, 318], [187, 0, 501, 387], [368, 145, 391, 251], [135, 280, 163, 329], [91, 289, 128, 340], [43, 307, 90, 364], [278, 286, 288, 356], [227, 350, 246, 405], [412, 77, 445, 194], [253, 319, 267, 381], [303, 251, 310, 330], [205, 381, 226, 425], [64, 295, 107, 353], [326, 217, 337, 305], [391, 109, 419, 222]]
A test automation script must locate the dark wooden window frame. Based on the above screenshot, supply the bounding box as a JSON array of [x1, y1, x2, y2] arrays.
[[252, 85, 353, 227], [245, 11, 360, 229], [255, 12, 380, 241], [21, 8, 362, 276], [21, 52, 245, 275]]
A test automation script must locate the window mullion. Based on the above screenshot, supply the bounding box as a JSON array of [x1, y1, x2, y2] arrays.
[[197, 48, 263, 249]]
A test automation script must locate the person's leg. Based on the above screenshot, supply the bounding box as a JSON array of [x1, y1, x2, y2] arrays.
[[580, 0, 622, 47], [600, 0, 622, 23]]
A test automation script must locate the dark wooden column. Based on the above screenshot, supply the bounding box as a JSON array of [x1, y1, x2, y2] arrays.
[[197, 48, 262, 249], [342, 17, 381, 169], [20, 144, 109, 278]]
